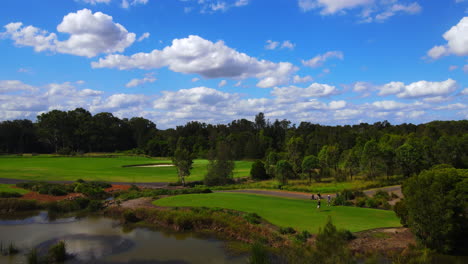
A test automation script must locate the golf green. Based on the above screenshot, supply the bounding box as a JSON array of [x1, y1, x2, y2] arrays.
[[154, 192, 401, 233]]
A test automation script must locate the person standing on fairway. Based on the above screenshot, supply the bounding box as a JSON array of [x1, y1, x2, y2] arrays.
[[327, 195, 331, 206], [317, 198, 321, 209]]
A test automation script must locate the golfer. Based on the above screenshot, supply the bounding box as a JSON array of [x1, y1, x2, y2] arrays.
[[317, 198, 321, 209], [327, 195, 331, 206]]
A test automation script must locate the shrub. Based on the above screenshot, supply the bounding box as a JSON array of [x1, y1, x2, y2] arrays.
[[244, 212, 262, 224], [294, 230, 311, 243], [393, 200, 408, 227], [250, 160, 269, 180], [279, 227, 296, 235], [248, 242, 269, 264], [0, 199, 39, 212], [48, 241, 66, 262], [87, 200, 102, 212], [123, 210, 140, 223], [0, 192, 22, 198], [339, 229, 356, 241], [374, 190, 390, 201], [27, 248, 39, 264]]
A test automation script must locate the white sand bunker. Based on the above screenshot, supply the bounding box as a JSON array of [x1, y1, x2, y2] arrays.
[[134, 164, 174, 168]]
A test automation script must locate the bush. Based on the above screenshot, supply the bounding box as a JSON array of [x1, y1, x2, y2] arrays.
[[48, 241, 66, 262], [294, 230, 311, 243], [339, 229, 356, 241], [250, 160, 269, 180], [123, 210, 140, 223], [393, 200, 408, 227], [279, 227, 296, 235], [87, 200, 102, 212], [0, 192, 22, 198], [248, 242, 269, 264], [374, 190, 390, 201], [0, 198, 39, 212], [27, 248, 39, 264], [244, 212, 261, 224]]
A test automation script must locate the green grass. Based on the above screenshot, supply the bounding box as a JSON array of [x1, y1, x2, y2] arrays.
[[0, 184, 29, 195], [153, 193, 401, 233], [211, 179, 381, 193], [0, 156, 252, 183]]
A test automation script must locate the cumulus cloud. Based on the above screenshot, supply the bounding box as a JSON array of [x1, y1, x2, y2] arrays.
[[427, 17, 468, 59], [91, 93, 147, 112], [265, 40, 279, 50], [271, 83, 337, 102], [190, 0, 250, 13], [378, 81, 405, 96], [218, 80, 227, 87], [79, 0, 112, 4], [293, 75, 313, 83], [298, 0, 372, 14], [0, 80, 37, 93], [92, 35, 298, 88], [1, 9, 136, 58], [125, 73, 156, 88], [121, 0, 149, 9], [302, 51, 343, 68], [396, 79, 458, 98]]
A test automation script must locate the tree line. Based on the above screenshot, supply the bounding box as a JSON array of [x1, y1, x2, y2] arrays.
[[1, 108, 467, 180]]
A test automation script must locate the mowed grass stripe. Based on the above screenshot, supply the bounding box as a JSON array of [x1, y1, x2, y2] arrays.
[[0, 156, 252, 183], [153, 193, 401, 233]]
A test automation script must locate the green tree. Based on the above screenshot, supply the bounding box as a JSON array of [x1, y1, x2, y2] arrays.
[[286, 136, 305, 175], [311, 217, 355, 264], [250, 160, 268, 180], [360, 139, 382, 178], [396, 143, 423, 177], [302, 155, 319, 183], [401, 167, 468, 253], [172, 138, 193, 186], [275, 160, 294, 185], [204, 141, 235, 186], [318, 145, 340, 178]]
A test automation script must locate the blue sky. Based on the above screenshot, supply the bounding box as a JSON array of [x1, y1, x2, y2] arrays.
[[0, 0, 467, 128]]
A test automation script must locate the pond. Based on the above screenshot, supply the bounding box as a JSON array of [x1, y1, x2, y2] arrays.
[[0, 212, 247, 264]]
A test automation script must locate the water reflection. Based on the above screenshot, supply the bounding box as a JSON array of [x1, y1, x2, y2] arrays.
[[0, 212, 246, 264]]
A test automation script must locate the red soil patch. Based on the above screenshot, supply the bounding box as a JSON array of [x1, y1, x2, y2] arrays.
[[20, 192, 84, 202], [105, 184, 132, 192]]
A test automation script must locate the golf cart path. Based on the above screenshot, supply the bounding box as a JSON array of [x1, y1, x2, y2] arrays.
[[217, 185, 402, 200]]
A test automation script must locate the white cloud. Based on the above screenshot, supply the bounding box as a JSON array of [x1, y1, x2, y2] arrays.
[[298, 0, 372, 15], [121, 0, 149, 9], [353, 81, 373, 92], [461, 88, 468, 95], [154, 87, 238, 110], [137, 32, 150, 42], [265, 40, 279, 50], [298, 1, 421, 23], [192, 77, 200, 82], [0, 80, 36, 93], [281, 40, 296, 49], [235, 0, 249, 7], [378, 81, 405, 96], [91, 93, 147, 111], [196, 0, 250, 13], [2, 9, 136, 58], [265, 40, 296, 50], [328, 100, 346, 109], [293, 75, 313, 83], [271, 83, 337, 102], [92, 35, 298, 88], [435, 103, 467, 110], [396, 79, 458, 98], [372, 100, 412, 110], [464, 64, 468, 73], [218, 79, 227, 87], [79, 0, 112, 4], [302, 51, 343, 68], [374, 2, 421, 22], [125, 73, 157, 88], [427, 17, 468, 59], [396, 110, 425, 119]]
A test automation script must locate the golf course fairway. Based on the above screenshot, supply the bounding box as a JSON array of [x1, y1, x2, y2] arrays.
[[153, 192, 401, 233]]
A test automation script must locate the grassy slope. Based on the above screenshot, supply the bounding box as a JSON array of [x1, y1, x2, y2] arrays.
[[154, 193, 401, 233], [0, 156, 252, 183], [0, 184, 29, 194]]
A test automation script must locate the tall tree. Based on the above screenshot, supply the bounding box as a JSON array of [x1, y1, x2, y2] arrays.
[[275, 160, 294, 186], [172, 138, 193, 186], [204, 140, 235, 186], [302, 155, 319, 183], [360, 139, 382, 178]]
